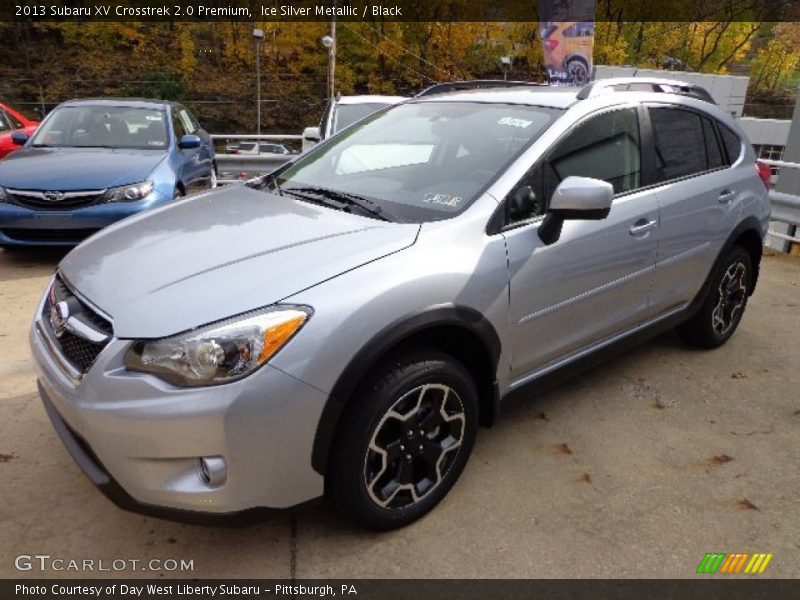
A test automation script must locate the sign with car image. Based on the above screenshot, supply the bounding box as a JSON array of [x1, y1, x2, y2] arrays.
[[539, 0, 596, 85]]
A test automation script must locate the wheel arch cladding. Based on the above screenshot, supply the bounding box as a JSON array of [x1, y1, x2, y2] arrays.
[[732, 225, 763, 295], [311, 304, 501, 475], [688, 216, 764, 319]]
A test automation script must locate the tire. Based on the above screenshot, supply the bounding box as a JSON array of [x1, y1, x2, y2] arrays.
[[566, 58, 589, 85], [327, 348, 479, 530], [210, 166, 218, 189], [676, 245, 752, 349]]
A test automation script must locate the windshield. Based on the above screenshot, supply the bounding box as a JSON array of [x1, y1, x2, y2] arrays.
[[276, 101, 560, 222], [333, 103, 393, 134], [30, 105, 169, 150]]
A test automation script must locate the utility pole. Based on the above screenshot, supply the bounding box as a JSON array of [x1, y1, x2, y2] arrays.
[[253, 28, 264, 150], [322, 18, 336, 102], [328, 18, 337, 101]]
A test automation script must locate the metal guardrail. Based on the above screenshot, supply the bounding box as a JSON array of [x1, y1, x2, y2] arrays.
[[216, 154, 292, 182], [211, 134, 299, 184], [761, 158, 800, 245], [210, 134, 303, 142]]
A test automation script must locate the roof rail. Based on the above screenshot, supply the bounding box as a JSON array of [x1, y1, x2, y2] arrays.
[[416, 80, 547, 98], [576, 77, 716, 105]]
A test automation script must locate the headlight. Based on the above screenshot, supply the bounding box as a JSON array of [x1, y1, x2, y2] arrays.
[[104, 180, 154, 202], [125, 306, 311, 386]]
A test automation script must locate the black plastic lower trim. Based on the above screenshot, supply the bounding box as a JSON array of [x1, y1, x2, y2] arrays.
[[311, 304, 501, 475]]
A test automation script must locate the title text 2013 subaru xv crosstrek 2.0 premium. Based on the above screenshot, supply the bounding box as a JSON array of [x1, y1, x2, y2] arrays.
[[31, 78, 770, 530]]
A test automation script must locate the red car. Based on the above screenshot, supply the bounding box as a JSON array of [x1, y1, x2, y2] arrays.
[[0, 103, 39, 159]]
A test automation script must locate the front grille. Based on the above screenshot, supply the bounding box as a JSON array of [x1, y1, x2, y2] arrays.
[[43, 276, 112, 375], [7, 189, 106, 210], [2, 228, 100, 243], [57, 330, 106, 372]]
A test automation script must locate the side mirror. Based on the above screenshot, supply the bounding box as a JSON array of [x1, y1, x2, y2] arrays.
[[11, 132, 29, 146], [178, 134, 202, 149], [539, 176, 613, 245], [302, 126, 321, 152], [508, 186, 539, 221]]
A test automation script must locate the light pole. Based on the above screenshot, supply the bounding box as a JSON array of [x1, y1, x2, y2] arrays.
[[253, 27, 264, 150], [322, 21, 336, 101]]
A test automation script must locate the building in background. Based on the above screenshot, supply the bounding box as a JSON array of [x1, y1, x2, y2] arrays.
[[594, 65, 749, 116]]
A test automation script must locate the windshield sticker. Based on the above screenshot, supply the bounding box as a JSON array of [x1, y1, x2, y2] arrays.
[[145, 115, 163, 121], [498, 117, 533, 128], [423, 193, 463, 209]]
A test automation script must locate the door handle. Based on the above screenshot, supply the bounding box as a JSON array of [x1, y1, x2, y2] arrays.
[[718, 189, 736, 204], [629, 219, 658, 236]]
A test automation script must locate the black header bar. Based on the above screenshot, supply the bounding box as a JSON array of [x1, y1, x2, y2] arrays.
[[2, 0, 800, 23]]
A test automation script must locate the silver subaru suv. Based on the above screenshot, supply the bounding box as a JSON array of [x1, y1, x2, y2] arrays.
[[31, 78, 770, 529]]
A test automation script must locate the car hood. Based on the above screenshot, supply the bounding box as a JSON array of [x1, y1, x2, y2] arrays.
[[0, 147, 166, 190], [59, 185, 420, 338]]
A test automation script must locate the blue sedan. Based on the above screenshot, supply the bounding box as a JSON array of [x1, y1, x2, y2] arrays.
[[0, 98, 216, 246]]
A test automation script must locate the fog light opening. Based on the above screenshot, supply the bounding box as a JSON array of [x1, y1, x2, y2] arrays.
[[198, 456, 227, 487]]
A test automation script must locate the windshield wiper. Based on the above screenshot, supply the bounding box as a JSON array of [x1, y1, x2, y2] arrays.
[[283, 185, 398, 222]]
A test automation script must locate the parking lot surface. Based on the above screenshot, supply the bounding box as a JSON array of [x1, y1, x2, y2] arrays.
[[0, 248, 798, 579]]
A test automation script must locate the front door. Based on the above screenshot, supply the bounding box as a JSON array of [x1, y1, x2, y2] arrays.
[[503, 106, 660, 382]]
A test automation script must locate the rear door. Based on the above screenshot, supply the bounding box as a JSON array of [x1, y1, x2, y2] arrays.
[[503, 106, 660, 380], [644, 105, 743, 315]]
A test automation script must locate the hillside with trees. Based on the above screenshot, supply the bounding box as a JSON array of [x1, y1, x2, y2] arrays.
[[1, 20, 798, 134]]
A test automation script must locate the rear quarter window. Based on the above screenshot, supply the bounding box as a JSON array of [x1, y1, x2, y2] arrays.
[[702, 116, 724, 169], [718, 124, 743, 164]]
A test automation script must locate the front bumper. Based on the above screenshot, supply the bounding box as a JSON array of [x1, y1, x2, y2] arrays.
[[30, 302, 328, 517], [0, 196, 170, 245]]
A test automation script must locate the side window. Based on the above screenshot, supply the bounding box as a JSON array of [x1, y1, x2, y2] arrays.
[[0, 111, 11, 133], [702, 116, 724, 169], [8, 112, 23, 129], [508, 108, 641, 223], [718, 123, 742, 164], [188, 110, 202, 132], [171, 109, 187, 140], [178, 109, 197, 135], [650, 107, 707, 181], [547, 108, 640, 196]]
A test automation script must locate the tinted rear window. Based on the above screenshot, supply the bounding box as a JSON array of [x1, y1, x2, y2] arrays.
[[650, 107, 707, 181]]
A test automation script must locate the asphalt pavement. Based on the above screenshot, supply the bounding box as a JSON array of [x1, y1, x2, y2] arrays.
[[0, 247, 797, 578]]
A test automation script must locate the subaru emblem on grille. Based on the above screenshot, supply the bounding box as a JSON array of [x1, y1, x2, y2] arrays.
[[49, 300, 70, 338], [43, 191, 66, 202]]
